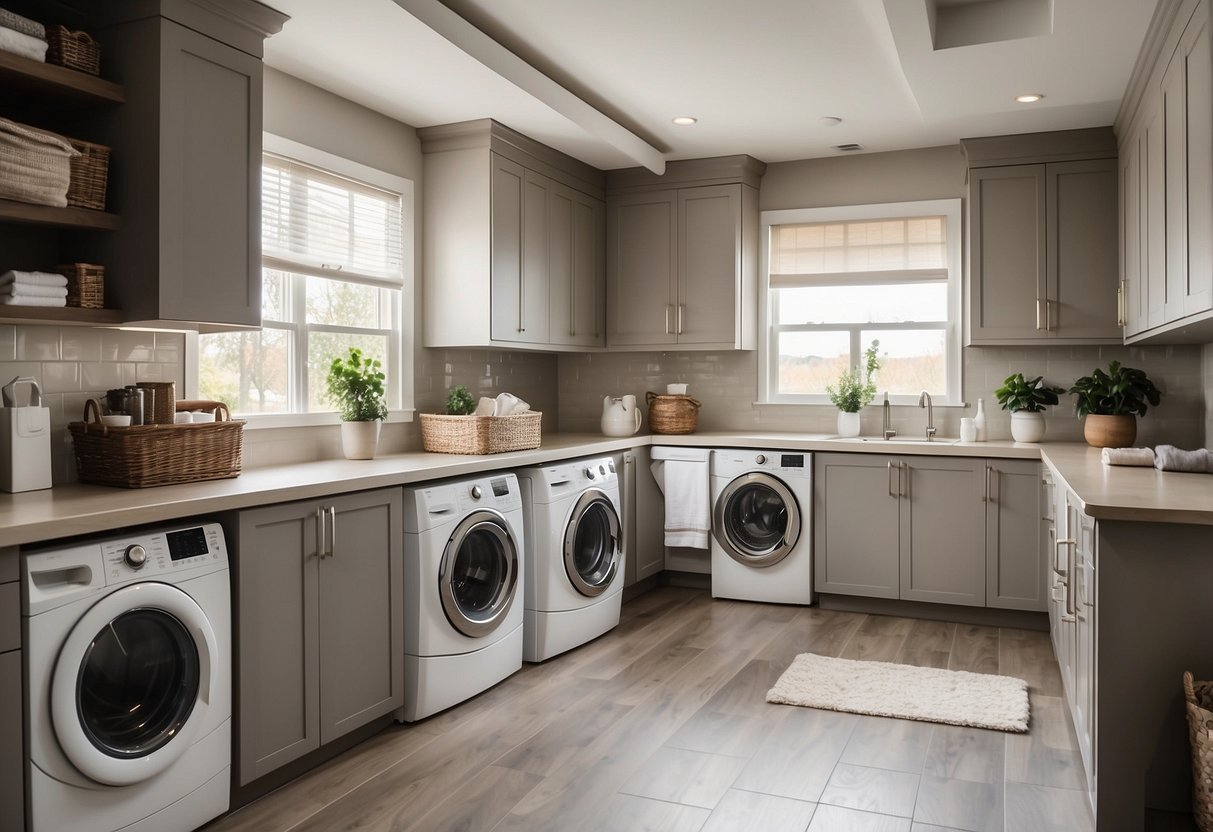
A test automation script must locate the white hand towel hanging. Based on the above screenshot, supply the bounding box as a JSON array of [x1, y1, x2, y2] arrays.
[[650, 446, 711, 549]]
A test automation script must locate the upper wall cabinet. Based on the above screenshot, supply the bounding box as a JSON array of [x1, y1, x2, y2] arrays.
[[963, 129, 1120, 346], [420, 119, 606, 352], [1118, 0, 1213, 344], [606, 156, 765, 351], [83, 1, 286, 329]]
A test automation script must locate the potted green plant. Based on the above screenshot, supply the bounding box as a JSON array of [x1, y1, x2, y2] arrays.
[[326, 347, 388, 459], [994, 373, 1065, 443], [446, 385, 476, 415], [1068, 360, 1162, 448], [826, 340, 881, 437]]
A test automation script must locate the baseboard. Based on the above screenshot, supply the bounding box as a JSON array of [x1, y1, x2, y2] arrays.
[[817, 593, 1049, 631], [659, 570, 711, 590], [622, 573, 661, 601]]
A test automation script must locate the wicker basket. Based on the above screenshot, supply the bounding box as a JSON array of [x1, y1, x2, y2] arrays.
[[69, 399, 243, 488], [646, 392, 701, 434], [56, 263, 104, 308], [136, 381, 176, 425], [0, 116, 76, 207], [47, 26, 101, 75], [420, 410, 542, 455], [65, 137, 109, 210], [1185, 671, 1213, 831]]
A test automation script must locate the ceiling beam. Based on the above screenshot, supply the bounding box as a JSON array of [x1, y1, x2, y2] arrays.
[[391, 0, 666, 174]]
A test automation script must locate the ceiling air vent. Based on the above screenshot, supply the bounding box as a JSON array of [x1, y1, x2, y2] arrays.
[[833, 143, 864, 152]]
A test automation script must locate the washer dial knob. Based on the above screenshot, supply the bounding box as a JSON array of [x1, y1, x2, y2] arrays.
[[470, 485, 483, 500], [755, 454, 767, 465], [124, 544, 148, 568], [585, 467, 597, 480]]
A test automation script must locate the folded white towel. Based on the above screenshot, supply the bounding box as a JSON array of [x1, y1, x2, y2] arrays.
[[1101, 447, 1156, 467], [0, 7, 47, 40], [2, 283, 67, 299], [0, 270, 68, 288], [0, 25, 46, 62], [1154, 445, 1213, 474], [650, 454, 711, 549], [2, 295, 65, 307], [474, 397, 495, 417]]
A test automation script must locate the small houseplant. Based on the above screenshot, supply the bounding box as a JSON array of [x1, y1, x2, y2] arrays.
[[446, 385, 476, 415], [1069, 360, 1162, 448], [994, 373, 1065, 443], [326, 347, 388, 459], [826, 340, 881, 437]]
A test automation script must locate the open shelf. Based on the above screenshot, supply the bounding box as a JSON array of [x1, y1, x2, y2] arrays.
[[0, 305, 123, 327], [0, 198, 120, 230], [0, 49, 124, 105]]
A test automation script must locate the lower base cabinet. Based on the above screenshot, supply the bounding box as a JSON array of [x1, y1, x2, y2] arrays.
[[620, 447, 665, 586], [0, 546, 21, 832], [228, 487, 404, 785]]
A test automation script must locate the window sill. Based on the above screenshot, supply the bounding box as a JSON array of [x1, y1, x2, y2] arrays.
[[235, 409, 415, 430]]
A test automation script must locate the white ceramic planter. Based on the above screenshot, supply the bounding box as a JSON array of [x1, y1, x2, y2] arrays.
[[341, 420, 382, 460], [836, 410, 861, 437], [1010, 411, 1046, 443]]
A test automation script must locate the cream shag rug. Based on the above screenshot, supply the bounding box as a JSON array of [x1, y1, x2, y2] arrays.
[[767, 653, 1030, 733]]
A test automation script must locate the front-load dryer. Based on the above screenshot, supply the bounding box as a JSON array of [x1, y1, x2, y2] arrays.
[[400, 472, 525, 721], [515, 456, 624, 662], [710, 449, 814, 605], [23, 522, 232, 832]]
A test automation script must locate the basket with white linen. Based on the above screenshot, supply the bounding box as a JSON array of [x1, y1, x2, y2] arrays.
[[419, 411, 542, 455], [0, 117, 78, 207]]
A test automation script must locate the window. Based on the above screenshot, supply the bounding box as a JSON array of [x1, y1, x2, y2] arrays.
[[196, 136, 414, 421], [759, 199, 962, 405]]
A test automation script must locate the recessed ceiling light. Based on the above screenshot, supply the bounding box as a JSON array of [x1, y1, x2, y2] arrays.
[[1015, 93, 1045, 103], [819, 116, 843, 127], [671, 116, 698, 126]]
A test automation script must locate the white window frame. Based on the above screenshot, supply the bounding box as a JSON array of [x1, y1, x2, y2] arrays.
[[187, 134, 416, 428], [757, 199, 963, 406]]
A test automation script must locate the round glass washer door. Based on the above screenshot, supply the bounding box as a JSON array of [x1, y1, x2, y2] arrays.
[[712, 473, 801, 567], [563, 490, 622, 597], [440, 509, 520, 638], [50, 582, 218, 786]]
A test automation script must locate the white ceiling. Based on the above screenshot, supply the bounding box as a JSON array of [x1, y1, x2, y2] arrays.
[[262, 0, 1158, 170]]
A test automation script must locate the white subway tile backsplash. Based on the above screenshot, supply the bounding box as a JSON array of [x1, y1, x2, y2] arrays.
[[40, 362, 80, 393], [80, 362, 125, 391], [16, 327, 61, 361], [61, 329, 101, 362], [0, 325, 13, 361], [101, 330, 155, 362]]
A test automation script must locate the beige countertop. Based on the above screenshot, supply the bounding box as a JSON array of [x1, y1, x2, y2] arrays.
[[3, 429, 1204, 548]]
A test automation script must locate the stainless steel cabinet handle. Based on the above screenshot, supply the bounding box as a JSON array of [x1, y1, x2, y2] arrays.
[[1045, 298, 1052, 332], [1117, 279, 1127, 327], [1036, 298, 1044, 331], [1064, 538, 1076, 618], [1053, 538, 1074, 578], [902, 461, 910, 499], [327, 505, 337, 557], [677, 304, 684, 335], [985, 466, 997, 503], [316, 506, 326, 558], [888, 461, 897, 498], [665, 305, 672, 335]]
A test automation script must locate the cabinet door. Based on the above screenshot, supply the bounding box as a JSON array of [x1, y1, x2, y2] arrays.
[[677, 184, 742, 346], [236, 501, 321, 785], [899, 457, 986, 607], [1163, 51, 1190, 324], [158, 21, 262, 326], [814, 453, 900, 599], [318, 488, 404, 744], [969, 165, 1047, 343], [1145, 96, 1169, 330], [1122, 128, 1147, 336], [550, 183, 605, 347], [491, 155, 532, 343], [0, 649, 21, 832], [1183, 3, 1213, 316], [1073, 517, 1096, 789], [628, 446, 665, 584], [985, 460, 1047, 611], [608, 190, 678, 346], [1047, 160, 1120, 340]]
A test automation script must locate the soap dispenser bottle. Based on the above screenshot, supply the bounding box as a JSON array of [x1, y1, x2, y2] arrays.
[[974, 398, 987, 442]]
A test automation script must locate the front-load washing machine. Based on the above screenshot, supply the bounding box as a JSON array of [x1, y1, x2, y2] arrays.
[[710, 449, 814, 605], [515, 456, 624, 662], [23, 522, 232, 832], [400, 472, 525, 721]]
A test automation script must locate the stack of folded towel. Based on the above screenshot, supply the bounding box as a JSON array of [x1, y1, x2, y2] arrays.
[[0, 270, 67, 307], [473, 392, 531, 417], [0, 7, 47, 62], [1102, 445, 1213, 473]]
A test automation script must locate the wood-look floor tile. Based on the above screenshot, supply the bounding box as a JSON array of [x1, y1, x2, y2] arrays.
[[407, 764, 542, 832], [757, 607, 865, 668], [575, 593, 714, 680], [1003, 694, 1085, 791], [664, 708, 774, 758], [494, 701, 634, 777], [948, 625, 1000, 675], [840, 715, 934, 773], [913, 775, 1004, 832], [922, 725, 1006, 784], [620, 746, 748, 809], [997, 628, 1063, 697], [840, 614, 914, 662], [819, 763, 921, 817], [592, 793, 711, 832], [808, 804, 913, 832], [896, 620, 956, 669], [910, 824, 971, 832], [1004, 782, 1093, 832], [700, 658, 782, 719], [732, 706, 857, 802], [700, 789, 817, 832], [607, 642, 705, 707]]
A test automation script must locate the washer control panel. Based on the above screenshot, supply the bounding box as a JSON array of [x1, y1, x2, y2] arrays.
[[99, 523, 227, 582]]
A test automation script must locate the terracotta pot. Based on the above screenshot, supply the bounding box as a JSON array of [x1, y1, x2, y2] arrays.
[[341, 420, 382, 460], [1083, 414, 1137, 448]]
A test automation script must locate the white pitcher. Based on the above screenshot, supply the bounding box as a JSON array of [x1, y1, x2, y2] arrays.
[[601, 395, 641, 436]]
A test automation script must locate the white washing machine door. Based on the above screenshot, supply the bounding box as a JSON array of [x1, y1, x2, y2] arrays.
[[712, 472, 801, 567], [440, 509, 519, 638], [563, 489, 622, 597], [51, 582, 219, 786]]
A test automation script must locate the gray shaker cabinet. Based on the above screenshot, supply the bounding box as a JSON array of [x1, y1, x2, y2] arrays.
[[231, 487, 403, 786], [620, 447, 665, 587], [0, 547, 21, 832], [899, 456, 987, 607], [814, 453, 901, 599], [607, 189, 679, 347], [985, 459, 1049, 611]]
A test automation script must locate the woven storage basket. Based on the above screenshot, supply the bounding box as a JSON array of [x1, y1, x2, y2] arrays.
[[136, 381, 177, 425], [420, 410, 541, 455], [1185, 671, 1213, 831], [69, 399, 243, 488], [56, 263, 104, 308], [47, 26, 101, 75], [646, 392, 701, 434], [0, 116, 77, 207], [65, 137, 109, 210]]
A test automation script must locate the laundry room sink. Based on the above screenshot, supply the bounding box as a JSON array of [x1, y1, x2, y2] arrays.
[[830, 437, 961, 446]]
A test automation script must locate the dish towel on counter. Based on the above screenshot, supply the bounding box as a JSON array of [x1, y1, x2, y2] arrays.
[[1101, 447, 1156, 467], [1154, 445, 1213, 474], [0, 270, 68, 307], [0, 22, 47, 62], [650, 447, 711, 549]]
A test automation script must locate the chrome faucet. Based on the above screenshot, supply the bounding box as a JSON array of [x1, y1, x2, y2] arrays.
[[918, 391, 936, 441], [883, 392, 896, 440]]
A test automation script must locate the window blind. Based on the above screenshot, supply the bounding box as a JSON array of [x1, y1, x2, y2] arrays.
[[262, 153, 404, 288], [769, 216, 947, 286]]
